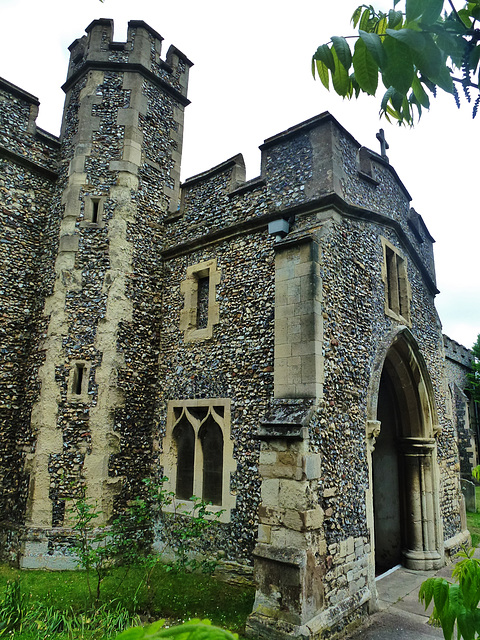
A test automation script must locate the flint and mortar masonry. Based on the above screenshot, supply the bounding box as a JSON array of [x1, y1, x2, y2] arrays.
[[0, 19, 473, 639]]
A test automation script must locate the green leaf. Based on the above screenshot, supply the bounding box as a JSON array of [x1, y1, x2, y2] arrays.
[[384, 104, 402, 122], [331, 36, 352, 71], [385, 28, 426, 52], [457, 8, 474, 27], [419, 578, 435, 609], [391, 87, 404, 111], [313, 44, 335, 72], [350, 73, 361, 98], [438, 604, 457, 640], [353, 38, 378, 95], [376, 16, 388, 35], [359, 30, 387, 67], [470, 46, 480, 73], [351, 5, 362, 28], [406, 0, 424, 23], [434, 29, 464, 59], [471, 3, 480, 20], [412, 34, 444, 81], [432, 578, 450, 614], [433, 63, 454, 94], [419, 0, 444, 25], [382, 36, 414, 94], [314, 59, 330, 89], [360, 7, 372, 31], [331, 46, 352, 97], [401, 94, 414, 124], [411, 75, 430, 108], [388, 9, 403, 29], [116, 628, 147, 640]]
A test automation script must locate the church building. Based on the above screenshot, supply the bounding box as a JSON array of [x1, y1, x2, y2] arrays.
[[0, 19, 473, 639]]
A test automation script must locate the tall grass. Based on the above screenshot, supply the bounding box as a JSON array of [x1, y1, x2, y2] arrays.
[[0, 564, 255, 638], [0, 578, 141, 639]]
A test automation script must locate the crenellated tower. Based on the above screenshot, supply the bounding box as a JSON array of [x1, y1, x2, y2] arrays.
[[23, 19, 192, 567]]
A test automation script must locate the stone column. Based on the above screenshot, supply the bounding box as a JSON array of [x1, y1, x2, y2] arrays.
[[247, 410, 327, 639], [400, 437, 443, 570], [365, 419, 381, 611]]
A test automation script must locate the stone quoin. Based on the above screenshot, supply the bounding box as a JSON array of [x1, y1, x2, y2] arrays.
[[0, 18, 477, 639]]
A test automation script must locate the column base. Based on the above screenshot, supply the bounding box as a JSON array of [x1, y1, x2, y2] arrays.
[[246, 587, 371, 640], [402, 549, 443, 571]]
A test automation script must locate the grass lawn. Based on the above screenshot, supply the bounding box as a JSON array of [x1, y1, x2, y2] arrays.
[[466, 484, 480, 547], [0, 563, 255, 638]]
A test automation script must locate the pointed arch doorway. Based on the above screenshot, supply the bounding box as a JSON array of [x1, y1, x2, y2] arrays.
[[367, 330, 444, 575]]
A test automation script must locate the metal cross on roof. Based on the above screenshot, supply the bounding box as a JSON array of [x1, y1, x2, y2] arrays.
[[376, 128, 389, 162]]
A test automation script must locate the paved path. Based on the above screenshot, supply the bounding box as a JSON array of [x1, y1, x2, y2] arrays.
[[345, 556, 474, 639]]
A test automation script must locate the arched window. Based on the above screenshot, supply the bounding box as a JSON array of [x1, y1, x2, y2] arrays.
[[162, 399, 236, 521], [199, 418, 224, 505], [173, 420, 195, 500]]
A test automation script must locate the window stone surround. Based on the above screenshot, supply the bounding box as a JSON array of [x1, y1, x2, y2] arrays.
[[179, 259, 221, 342], [161, 398, 236, 522]]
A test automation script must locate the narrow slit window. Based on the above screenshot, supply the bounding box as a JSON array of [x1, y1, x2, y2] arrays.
[[196, 275, 210, 329], [73, 364, 84, 395], [385, 246, 400, 312], [91, 200, 100, 224]]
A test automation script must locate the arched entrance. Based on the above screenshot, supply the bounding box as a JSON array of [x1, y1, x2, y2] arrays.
[[367, 329, 444, 576]]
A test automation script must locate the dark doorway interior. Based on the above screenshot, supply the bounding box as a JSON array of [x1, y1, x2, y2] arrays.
[[373, 369, 403, 574]]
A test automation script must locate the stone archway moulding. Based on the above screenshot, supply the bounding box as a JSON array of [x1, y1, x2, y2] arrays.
[[365, 326, 444, 610], [366, 326, 439, 435]]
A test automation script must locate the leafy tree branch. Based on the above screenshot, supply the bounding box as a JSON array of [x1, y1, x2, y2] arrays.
[[312, 0, 480, 124]]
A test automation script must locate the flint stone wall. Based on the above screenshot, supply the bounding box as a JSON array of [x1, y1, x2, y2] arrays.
[[0, 79, 60, 539], [0, 27, 469, 627], [444, 335, 477, 477]]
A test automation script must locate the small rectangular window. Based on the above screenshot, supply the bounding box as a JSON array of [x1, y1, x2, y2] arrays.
[[67, 361, 91, 402], [180, 259, 221, 342], [382, 239, 411, 324], [81, 196, 105, 227]]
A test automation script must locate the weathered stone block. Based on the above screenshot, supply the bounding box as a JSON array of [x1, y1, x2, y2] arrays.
[[303, 507, 324, 530], [304, 453, 321, 480], [261, 479, 280, 507], [278, 479, 309, 510], [258, 524, 272, 544]]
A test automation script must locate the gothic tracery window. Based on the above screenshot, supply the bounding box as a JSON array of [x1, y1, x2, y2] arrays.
[[162, 399, 235, 521]]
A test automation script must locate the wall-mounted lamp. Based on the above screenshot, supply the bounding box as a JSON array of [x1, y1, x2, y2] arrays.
[[268, 218, 290, 242]]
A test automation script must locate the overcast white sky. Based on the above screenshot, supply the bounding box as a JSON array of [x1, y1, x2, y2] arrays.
[[1, 0, 478, 348]]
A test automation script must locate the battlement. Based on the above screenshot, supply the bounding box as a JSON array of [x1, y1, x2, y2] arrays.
[[64, 19, 192, 103], [0, 77, 60, 176], [444, 335, 473, 369], [173, 111, 437, 292]]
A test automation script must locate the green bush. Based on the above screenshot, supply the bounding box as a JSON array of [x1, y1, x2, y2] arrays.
[[420, 548, 480, 640], [115, 618, 238, 640], [69, 477, 224, 608]]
